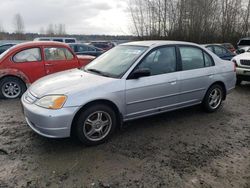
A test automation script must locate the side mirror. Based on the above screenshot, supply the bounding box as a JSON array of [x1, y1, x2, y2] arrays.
[[130, 68, 151, 79], [236, 49, 245, 54]]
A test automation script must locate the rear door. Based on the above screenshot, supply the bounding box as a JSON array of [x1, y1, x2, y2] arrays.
[[11, 47, 46, 83], [178, 46, 215, 105], [43, 46, 79, 75]]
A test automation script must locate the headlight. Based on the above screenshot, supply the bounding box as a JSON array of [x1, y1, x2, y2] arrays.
[[35, 95, 67, 109]]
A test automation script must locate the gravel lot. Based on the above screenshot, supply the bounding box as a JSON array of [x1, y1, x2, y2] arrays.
[[0, 83, 249, 188]]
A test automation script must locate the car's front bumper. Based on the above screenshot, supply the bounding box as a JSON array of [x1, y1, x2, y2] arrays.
[[21, 94, 79, 138], [236, 67, 250, 81]]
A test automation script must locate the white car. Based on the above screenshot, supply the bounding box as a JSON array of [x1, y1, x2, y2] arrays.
[[232, 49, 250, 84]]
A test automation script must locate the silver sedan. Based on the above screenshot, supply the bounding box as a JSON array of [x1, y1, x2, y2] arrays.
[[21, 41, 236, 145]]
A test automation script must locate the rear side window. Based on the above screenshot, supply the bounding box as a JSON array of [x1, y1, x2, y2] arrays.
[[44, 47, 74, 61], [53, 39, 63, 42], [44, 47, 66, 61], [13, 48, 41, 63], [64, 48, 74, 60], [180, 46, 213, 71]]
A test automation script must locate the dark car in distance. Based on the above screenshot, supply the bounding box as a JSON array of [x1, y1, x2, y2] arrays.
[[204, 44, 235, 61], [89, 41, 116, 51], [69, 43, 104, 57], [221, 43, 236, 53], [0, 43, 16, 54]]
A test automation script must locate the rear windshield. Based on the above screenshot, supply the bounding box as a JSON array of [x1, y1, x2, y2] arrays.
[[238, 40, 250, 46]]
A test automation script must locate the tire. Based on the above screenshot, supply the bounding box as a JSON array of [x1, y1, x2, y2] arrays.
[[236, 79, 242, 85], [0, 77, 27, 99], [75, 104, 117, 146], [202, 84, 224, 113]]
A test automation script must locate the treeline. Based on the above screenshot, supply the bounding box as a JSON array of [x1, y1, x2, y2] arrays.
[[129, 0, 250, 45], [0, 32, 135, 42]]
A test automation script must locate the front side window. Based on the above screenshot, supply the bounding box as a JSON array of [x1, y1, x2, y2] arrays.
[[13, 48, 41, 63], [85, 45, 148, 78], [137, 46, 177, 76], [44, 47, 67, 61]]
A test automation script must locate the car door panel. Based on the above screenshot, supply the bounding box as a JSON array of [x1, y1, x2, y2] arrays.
[[178, 46, 215, 105], [43, 46, 79, 75], [125, 73, 180, 120], [125, 46, 180, 120], [178, 67, 215, 104]]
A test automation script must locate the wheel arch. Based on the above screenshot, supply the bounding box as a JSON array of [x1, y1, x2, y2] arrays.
[[70, 99, 123, 136], [207, 81, 227, 100]]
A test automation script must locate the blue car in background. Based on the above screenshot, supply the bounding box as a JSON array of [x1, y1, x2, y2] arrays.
[[0, 43, 16, 54], [204, 44, 235, 61]]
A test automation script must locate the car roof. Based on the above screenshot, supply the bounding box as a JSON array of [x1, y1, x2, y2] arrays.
[[239, 37, 250, 41], [14, 41, 69, 48], [121, 40, 201, 47], [0, 43, 16, 46]]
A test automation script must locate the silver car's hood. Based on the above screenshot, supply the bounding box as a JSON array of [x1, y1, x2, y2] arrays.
[[29, 69, 117, 98]]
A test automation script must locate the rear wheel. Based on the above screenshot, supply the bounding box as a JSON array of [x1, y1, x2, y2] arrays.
[[203, 84, 224, 113], [0, 77, 26, 99], [75, 104, 117, 146]]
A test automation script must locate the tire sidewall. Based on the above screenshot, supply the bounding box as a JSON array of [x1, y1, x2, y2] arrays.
[[0, 77, 26, 99], [203, 84, 223, 113], [75, 104, 117, 146]]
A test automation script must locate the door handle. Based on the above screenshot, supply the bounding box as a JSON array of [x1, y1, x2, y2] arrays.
[[208, 74, 214, 78], [45, 63, 53, 66], [168, 79, 177, 85]]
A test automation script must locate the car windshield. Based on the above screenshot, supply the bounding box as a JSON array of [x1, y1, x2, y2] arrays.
[[84, 45, 148, 78], [238, 40, 250, 46]]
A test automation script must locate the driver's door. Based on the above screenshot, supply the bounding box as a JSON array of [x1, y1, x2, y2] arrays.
[[125, 46, 180, 120]]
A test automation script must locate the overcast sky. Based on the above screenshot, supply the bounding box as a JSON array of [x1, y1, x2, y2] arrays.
[[0, 0, 131, 35]]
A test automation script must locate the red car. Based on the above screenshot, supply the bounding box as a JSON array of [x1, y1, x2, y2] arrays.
[[0, 41, 95, 99]]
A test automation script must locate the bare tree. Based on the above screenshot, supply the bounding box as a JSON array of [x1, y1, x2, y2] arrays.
[[13, 13, 25, 34], [46, 24, 55, 36], [128, 0, 250, 45]]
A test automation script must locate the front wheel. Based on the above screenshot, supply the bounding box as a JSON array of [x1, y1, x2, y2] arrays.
[[75, 104, 117, 146], [202, 84, 224, 113], [0, 77, 26, 99]]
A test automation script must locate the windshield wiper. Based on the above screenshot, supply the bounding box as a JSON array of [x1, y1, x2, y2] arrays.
[[85, 68, 113, 78]]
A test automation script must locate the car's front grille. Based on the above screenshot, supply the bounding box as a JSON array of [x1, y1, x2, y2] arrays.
[[240, 59, 250, 66], [24, 91, 37, 104]]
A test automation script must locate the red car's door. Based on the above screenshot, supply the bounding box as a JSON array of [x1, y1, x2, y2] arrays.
[[10, 47, 46, 83], [42, 46, 79, 75]]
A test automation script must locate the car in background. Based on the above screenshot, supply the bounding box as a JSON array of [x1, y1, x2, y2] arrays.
[[34, 37, 77, 43], [232, 48, 250, 84], [222, 43, 236, 53], [21, 41, 236, 145], [237, 38, 250, 49], [0, 43, 16, 54], [69, 43, 104, 57], [0, 41, 95, 99], [235, 46, 250, 54], [89, 41, 116, 51], [204, 44, 235, 60]]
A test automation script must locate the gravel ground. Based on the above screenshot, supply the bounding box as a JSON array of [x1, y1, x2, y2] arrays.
[[0, 83, 249, 188]]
